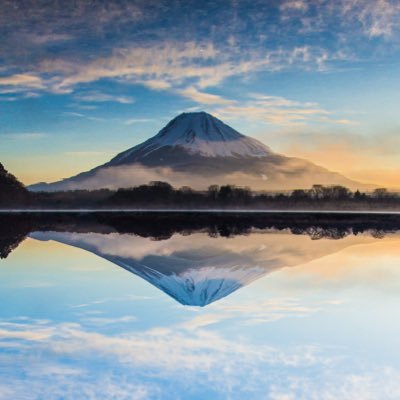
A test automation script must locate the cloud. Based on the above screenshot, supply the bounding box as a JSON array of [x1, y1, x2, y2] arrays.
[[123, 118, 154, 125], [0, 40, 349, 100], [1, 316, 400, 399], [37, 152, 363, 191], [177, 87, 234, 105], [74, 91, 134, 104], [280, 0, 400, 39], [1, 132, 48, 140], [141, 80, 172, 90], [83, 316, 136, 325], [209, 298, 325, 325], [179, 297, 337, 327], [0, 74, 43, 87], [0, 96, 18, 102], [0, 74, 45, 94], [210, 93, 352, 126], [39, 42, 219, 93], [28, 33, 74, 45], [180, 313, 233, 330], [160, 89, 352, 126], [340, 0, 400, 38], [61, 111, 106, 122], [64, 151, 110, 157], [0, 318, 320, 368], [62, 111, 85, 117], [280, 0, 309, 12]]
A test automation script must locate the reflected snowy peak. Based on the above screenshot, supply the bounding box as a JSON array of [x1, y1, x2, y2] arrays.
[[30, 230, 377, 306]]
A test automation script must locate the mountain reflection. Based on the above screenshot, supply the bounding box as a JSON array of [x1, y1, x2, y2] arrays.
[[30, 229, 380, 306], [1, 212, 399, 306]]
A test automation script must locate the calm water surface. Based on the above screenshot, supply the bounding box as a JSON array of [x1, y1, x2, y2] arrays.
[[1, 215, 400, 399]]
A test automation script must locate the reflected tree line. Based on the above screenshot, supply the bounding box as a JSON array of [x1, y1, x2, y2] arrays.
[[1, 212, 400, 259]]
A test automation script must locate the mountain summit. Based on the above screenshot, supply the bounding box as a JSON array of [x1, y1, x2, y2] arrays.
[[111, 112, 271, 162], [29, 111, 363, 191]]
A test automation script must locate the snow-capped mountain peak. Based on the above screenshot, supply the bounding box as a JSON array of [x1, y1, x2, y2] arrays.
[[112, 111, 272, 162]]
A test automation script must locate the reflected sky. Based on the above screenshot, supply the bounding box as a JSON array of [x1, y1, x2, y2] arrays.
[[1, 230, 400, 399]]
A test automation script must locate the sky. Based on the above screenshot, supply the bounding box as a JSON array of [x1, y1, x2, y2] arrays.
[[0, 0, 400, 187]]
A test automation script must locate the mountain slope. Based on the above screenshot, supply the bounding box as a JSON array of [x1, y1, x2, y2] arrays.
[[0, 163, 29, 206], [29, 112, 364, 191]]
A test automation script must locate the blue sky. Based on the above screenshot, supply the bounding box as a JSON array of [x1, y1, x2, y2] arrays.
[[1, 0, 400, 186]]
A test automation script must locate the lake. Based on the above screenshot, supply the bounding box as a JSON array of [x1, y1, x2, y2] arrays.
[[1, 212, 400, 399]]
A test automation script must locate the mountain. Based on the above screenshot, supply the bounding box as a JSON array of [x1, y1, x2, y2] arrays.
[[29, 111, 364, 191], [0, 163, 29, 206]]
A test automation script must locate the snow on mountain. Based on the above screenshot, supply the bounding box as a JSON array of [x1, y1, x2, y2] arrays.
[[115, 262, 267, 307], [111, 112, 272, 162]]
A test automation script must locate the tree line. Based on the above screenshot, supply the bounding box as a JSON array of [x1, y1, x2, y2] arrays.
[[27, 182, 400, 210]]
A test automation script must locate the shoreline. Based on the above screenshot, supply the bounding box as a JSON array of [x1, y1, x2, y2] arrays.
[[1, 209, 400, 215]]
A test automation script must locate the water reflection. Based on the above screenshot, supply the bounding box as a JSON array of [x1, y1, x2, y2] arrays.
[[1, 212, 398, 306], [1, 213, 400, 399], [31, 230, 379, 307]]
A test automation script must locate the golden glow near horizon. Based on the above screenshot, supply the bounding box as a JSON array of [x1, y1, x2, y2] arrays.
[[9, 148, 400, 190]]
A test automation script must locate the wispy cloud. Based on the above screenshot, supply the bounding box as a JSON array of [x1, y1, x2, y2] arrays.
[[340, 0, 400, 38], [0, 74, 44, 88], [74, 91, 134, 104], [1, 132, 48, 140], [64, 151, 110, 157], [199, 93, 354, 126], [124, 118, 154, 125], [208, 297, 330, 325], [28, 33, 74, 45], [0, 41, 349, 100], [0, 74, 45, 95], [83, 316, 136, 325], [177, 87, 234, 105], [61, 111, 105, 122], [0, 316, 399, 399], [280, 0, 400, 39], [180, 313, 233, 330]]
